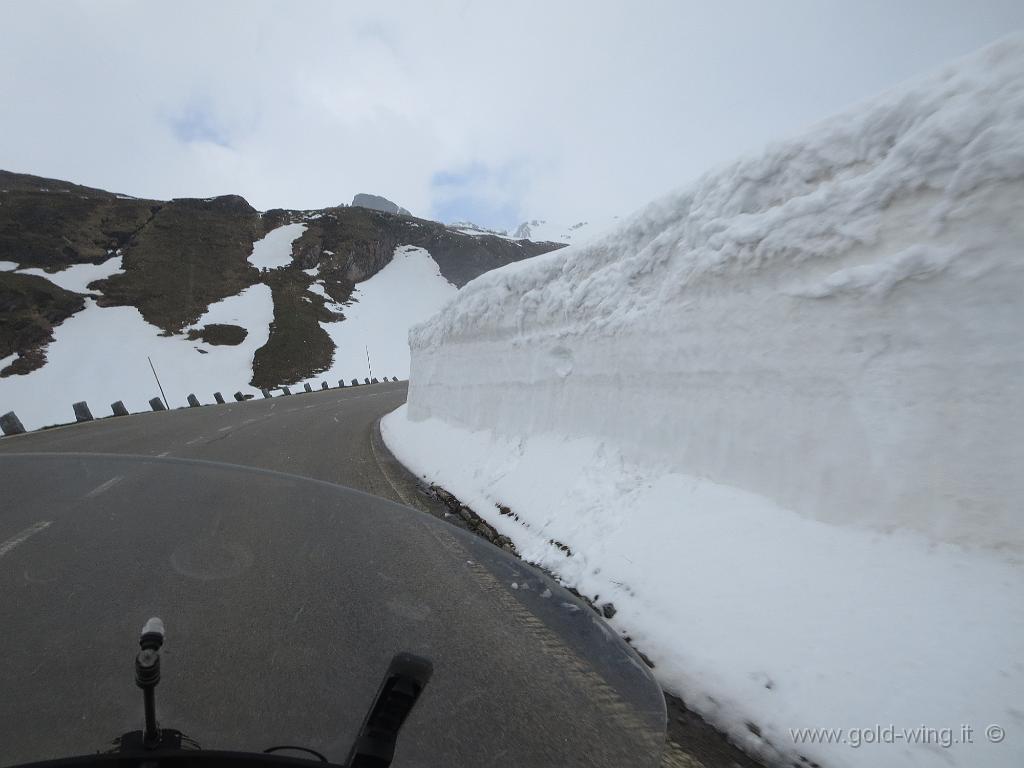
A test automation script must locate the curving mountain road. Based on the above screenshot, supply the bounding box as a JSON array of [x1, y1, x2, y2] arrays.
[[0, 382, 414, 496], [0, 382, 667, 767]]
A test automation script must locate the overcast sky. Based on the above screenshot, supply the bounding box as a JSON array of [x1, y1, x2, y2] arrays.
[[1, 1, 1022, 230]]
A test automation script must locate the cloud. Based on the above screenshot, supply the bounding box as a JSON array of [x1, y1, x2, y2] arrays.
[[1, 0, 1021, 228], [169, 103, 233, 148]]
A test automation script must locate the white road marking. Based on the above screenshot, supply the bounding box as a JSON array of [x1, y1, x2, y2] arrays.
[[185, 437, 204, 445], [85, 476, 123, 498], [218, 426, 232, 432], [156, 451, 170, 457], [0, 521, 52, 559]]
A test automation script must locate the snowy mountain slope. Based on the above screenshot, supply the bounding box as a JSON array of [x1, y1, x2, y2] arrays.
[[0, 221, 457, 429], [383, 34, 1024, 768], [451, 215, 621, 247], [291, 245, 457, 388], [0, 285, 274, 430], [0, 173, 565, 428]]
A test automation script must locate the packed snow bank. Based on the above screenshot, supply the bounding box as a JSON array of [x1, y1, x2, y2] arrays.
[[292, 245, 456, 387], [248, 223, 306, 270], [384, 35, 1024, 768], [0, 284, 273, 429], [383, 410, 1024, 768], [406, 35, 1024, 553], [15, 253, 125, 292]]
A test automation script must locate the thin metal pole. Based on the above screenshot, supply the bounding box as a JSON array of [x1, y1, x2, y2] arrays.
[[142, 685, 158, 744], [148, 356, 170, 410], [365, 346, 373, 379]]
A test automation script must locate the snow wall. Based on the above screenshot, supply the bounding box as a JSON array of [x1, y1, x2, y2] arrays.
[[404, 36, 1024, 553]]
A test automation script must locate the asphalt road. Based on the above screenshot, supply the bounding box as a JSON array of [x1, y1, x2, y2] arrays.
[[0, 382, 414, 498], [0, 382, 667, 767]]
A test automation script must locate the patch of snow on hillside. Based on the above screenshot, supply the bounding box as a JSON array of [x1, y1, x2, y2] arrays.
[[293, 245, 456, 386], [0, 284, 273, 429], [306, 282, 332, 302], [248, 223, 306, 270], [0, 261, 17, 271], [16, 253, 124, 292]]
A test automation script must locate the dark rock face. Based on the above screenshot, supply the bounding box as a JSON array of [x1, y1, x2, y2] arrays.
[[351, 193, 410, 216], [94, 195, 263, 331], [0, 271, 86, 377], [0, 170, 159, 270], [186, 323, 248, 346], [250, 269, 337, 389]]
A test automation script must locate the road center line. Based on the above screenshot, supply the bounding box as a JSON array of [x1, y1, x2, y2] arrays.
[[85, 476, 123, 498], [0, 521, 52, 559]]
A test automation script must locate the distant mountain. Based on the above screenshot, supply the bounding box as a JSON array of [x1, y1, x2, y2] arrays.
[[0, 169, 565, 425], [351, 193, 411, 216], [511, 216, 621, 245]]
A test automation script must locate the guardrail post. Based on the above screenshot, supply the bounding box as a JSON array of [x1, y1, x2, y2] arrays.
[[370, 377, 379, 384], [261, 389, 272, 398], [304, 383, 312, 393], [363, 377, 370, 384], [149, 397, 166, 412], [391, 376, 399, 382], [282, 386, 291, 396], [321, 381, 329, 390], [111, 401, 129, 417], [214, 392, 225, 404], [351, 379, 359, 386], [187, 394, 201, 408], [233, 391, 245, 402], [73, 401, 94, 422], [338, 380, 346, 388], [0, 411, 26, 436]]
